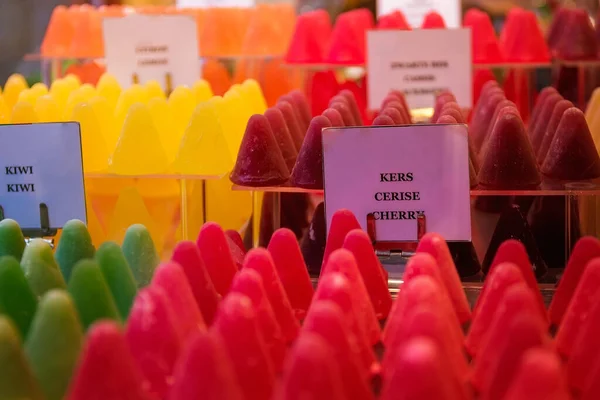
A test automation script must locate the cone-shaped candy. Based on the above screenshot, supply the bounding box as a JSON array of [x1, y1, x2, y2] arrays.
[[537, 99, 573, 164], [529, 87, 558, 132], [277, 101, 305, 151], [342, 229, 392, 319], [244, 248, 299, 342], [0, 256, 37, 337], [230, 268, 286, 371], [470, 89, 506, 152], [322, 209, 362, 267], [276, 332, 345, 400], [169, 331, 243, 400], [285, 9, 332, 64], [121, 224, 159, 288], [372, 114, 395, 125], [267, 228, 314, 320], [322, 108, 345, 127], [4, 74, 28, 111], [478, 111, 541, 188], [556, 259, 600, 357], [463, 8, 503, 64], [171, 241, 219, 325], [71, 103, 109, 173], [196, 222, 238, 296], [321, 249, 380, 344], [421, 11, 446, 28], [339, 89, 363, 125], [466, 263, 526, 356], [505, 348, 570, 400], [377, 10, 410, 29], [431, 91, 456, 123], [380, 338, 455, 400], [168, 86, 196, 138], [476, 239, 545, 318], [0, 219, 25, 260], [529, 92, 562, 152], [192, 80, 213, 103], [240, 80, 268, 115], [11, 101, 38, 123], [265, 107, 298, 172], [20, 238, 66, 297], [25, 290, 83, 400], [55, 219, 96, 283], [331, 100, 357, 126], [144, 80, 165, 100], [67, 321, 156, 400], [289, 90, 313, 128], [35, 94, 60, 123], [0, 317, 43, 400], [379, 106, 404, 124], [542, 107, 600, 180], [110, 103, 169, 175], [68, 260, 120, 330], [326, 9, 374, 65], [290, 115, 332, 189], [231, 114, 290, 186], [212, 293, 276, 398], [440, 102, 465, 123], [554, 8, 598, 60], [126, 286, 182, 398], [153, 262, 206, 341], [416, 233, 471, 323], [500, 8, 550, 62], [95, 242, 137, 319]]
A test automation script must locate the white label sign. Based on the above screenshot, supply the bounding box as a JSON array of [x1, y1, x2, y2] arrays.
[[103, 15, 200, 91], [377, 0, 461, 28], [322, 124, 471, 242], [0, 123, 86, 230], [367, 29, 472, 110]]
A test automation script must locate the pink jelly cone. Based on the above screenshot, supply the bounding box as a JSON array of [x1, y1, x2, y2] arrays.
[[313, 273, 376, 369], [567, 294, 600, 392], [549, 237, 600, 326], [475, 240, 546, 318], [211, 293, 276, 399], [289, 90, 313, 129], [372, 114, 395, 126], [68, 321, 157, 400], [529, 87, 558, 134], [383, 305, 470, 397], [267, 228, 314, 320], [196, 222, 239, 296], [265, 107, 298, 172], [416, 233, 471, 324], [463, 8, 504, 64], [152, 262, 206, 341], [330, 100, 357, 126], [126, 287, 183, 398], [380, 106, 404, 124], [470, 89, 506, 152], [320, 249, 380, 345], [477, 111, 541, 189], [381, 100, 408, 123], [380, 338, 457, 400], [536, 99, 573, 164], [289, 115, 332, 189], [285, 9, 331, 64], [326, 9, 374, 65], [230, 114, 290, 187], [471, 284, 549, 391], [431, 92, 456, 123], [500, 8, 550, 62], [473, 70, 498, 107], [556, 258, 600, 358], [339, 89, 364, 125], [389, 90, 413, 123], [339, 79, 368, 123], [229, 268, 286, 372], [243, 248, 300, 342], [342, 229, 392, 319], [171, 241, 220, 325], [504, 348, 570, 400], [466, 263, 526, 357], [302, 301, 374, 400], [541, 107, 600, 180], [321, 209, 362, 267], [169, 331, 243, 400], [480, 314, 550, 400], [478, 100, 519, 158], [529, 92, 562, 152], [225, 229, 246, 254], [421, 11, 446, 29], [275, 333, 345, 400], [440, 102, 465, 123], [277, 101, 305, 151], [554, 8, 598, 60], [322, 108, 345, 127], [377, 10, 411, 30]]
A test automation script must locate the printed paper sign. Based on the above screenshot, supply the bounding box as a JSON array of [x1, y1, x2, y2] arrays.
[[367, 29, 472, 110], [377, 0, 461, 28], [177, 0, 254, 7], [0, 123, 86, 230], [322, 124, 471, 242], [103, 15, 200, 91]]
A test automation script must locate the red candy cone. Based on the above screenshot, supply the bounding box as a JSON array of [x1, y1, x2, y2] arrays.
[[196, 222, 239, 296]]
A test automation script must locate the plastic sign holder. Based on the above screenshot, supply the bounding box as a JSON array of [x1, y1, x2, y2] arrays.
[[0, 122, 87, 247]]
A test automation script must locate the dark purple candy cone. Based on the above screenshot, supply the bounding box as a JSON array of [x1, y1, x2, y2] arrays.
[[290, 116, 333, 189]]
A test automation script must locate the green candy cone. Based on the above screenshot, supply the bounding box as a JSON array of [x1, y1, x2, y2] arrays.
[[25, 290, 83, 400], [121, 224, 159, 288], [68, 260, 120, 330], [0, 256, 38, 337], [96, 242, 137, 318], [55, 219, 95, 282], [21, 238, 66, 297], [0, 317, 43, 400], [0, 219, 25, 261]]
